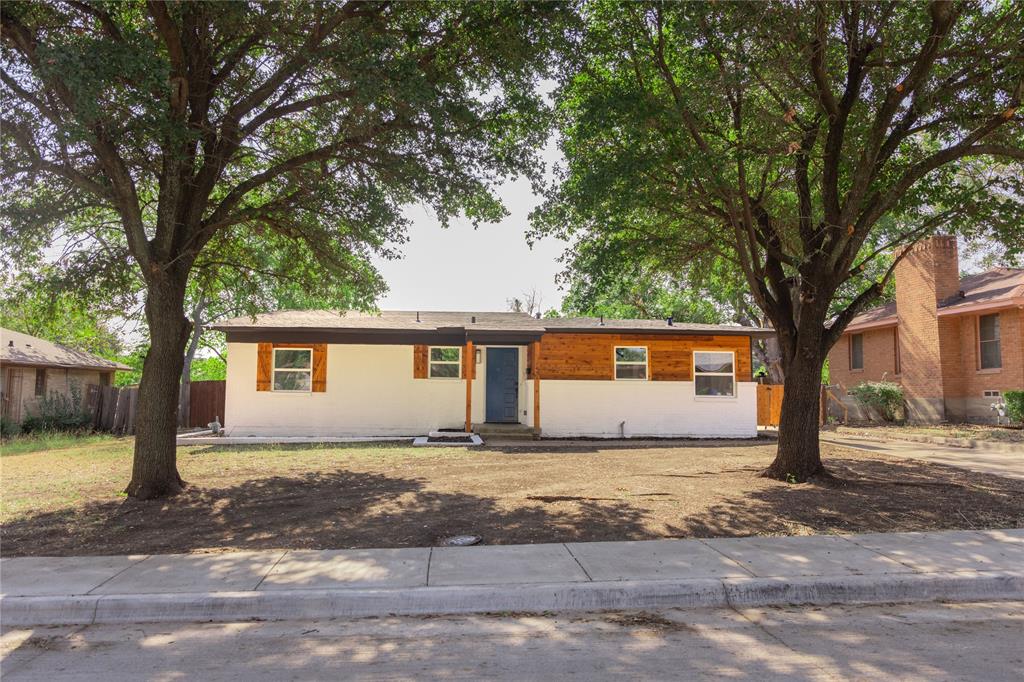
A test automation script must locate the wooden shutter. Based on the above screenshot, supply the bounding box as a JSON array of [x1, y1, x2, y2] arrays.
[[256, 343, 272, 391], [413, 345, 428, 378], [311, 344, 327, 392]]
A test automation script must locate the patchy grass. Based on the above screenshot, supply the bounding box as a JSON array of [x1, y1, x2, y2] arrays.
[[1, 438, 1021, 556], [837, 423, 1024, 444], [1, 432, 121, 457]]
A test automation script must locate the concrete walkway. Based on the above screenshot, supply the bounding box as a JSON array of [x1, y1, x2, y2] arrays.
[[1, 529, 1021, 626], [822, 433, 1024, 479]]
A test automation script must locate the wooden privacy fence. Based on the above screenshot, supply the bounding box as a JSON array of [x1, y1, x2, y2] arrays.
[[90, 384, 138, 435], [756, 384, 784, 427], [186, 380, 226, 428], [756, 383, 832, 427]]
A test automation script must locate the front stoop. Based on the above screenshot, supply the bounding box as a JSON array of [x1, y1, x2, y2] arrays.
[[473, 423, 537, 441]]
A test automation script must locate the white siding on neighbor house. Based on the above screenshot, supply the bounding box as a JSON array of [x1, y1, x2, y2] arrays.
[[538, 380, 758, 438]]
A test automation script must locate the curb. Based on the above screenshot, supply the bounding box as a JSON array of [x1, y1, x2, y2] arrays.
[[3, 571, 1021, 627]]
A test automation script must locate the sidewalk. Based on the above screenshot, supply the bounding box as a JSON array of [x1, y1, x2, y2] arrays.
[[821, 433, 1024, 480], [2, 529, 1021, 626]]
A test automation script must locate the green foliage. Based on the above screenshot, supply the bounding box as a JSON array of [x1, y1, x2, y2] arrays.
[[21, 383, 93, 434], [1003, 391, 1024, 425], [190, 357, 226, 382], [0, 270, 123, 359], [850, 382, 905, 423], [1, 414, 21, 438]]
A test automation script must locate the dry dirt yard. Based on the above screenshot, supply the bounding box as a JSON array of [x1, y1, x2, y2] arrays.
[[2, 436, 1022, 556]]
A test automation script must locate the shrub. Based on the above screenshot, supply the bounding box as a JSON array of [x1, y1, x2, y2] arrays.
[[21, 382, 93, 434], [849, 381, 904, 422], [1004, 390, 1024, 425], [0, 414, 20, 438]]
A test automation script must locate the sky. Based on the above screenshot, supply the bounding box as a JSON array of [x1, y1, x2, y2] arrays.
[[373, 139, 568, 314]]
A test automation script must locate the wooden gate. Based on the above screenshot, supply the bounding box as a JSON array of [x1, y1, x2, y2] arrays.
[[757, 384, 784, 427], [188, 380, 225, 428]]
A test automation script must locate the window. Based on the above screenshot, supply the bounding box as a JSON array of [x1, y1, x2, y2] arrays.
[[983, 390, 1001, 398], [893, 328, 901, 375], [614, 346, 647, 380], [694, 351, 735, 397], [429, 347, 461, 378], [979, 314, 1001, 370], [34, 369, 46, 396], [272, 348, 312, 392], [850, 333, 864, 370]]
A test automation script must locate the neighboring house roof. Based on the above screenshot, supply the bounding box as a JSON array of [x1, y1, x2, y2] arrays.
[[843, 267, 1024, 333], [937, 267, 1024, 316], [0, 327, 131, 371], [212, 309, 774, 338]]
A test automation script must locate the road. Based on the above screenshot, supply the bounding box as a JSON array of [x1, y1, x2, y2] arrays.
[[823, 433, 1024, 479], [3, 601, 1022, 680]]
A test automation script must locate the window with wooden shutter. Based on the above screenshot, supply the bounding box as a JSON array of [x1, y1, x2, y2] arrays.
[[257, 343, 327, 391]]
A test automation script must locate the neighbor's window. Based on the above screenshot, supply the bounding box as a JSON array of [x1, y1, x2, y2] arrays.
[[34, 369, 46, 396], [850, 333, 864, 370], [614, 346, 647, 380], [272, 348, 312, 392], [694, 351, 735, 397], [979, 314, 1001, 370], [429, 347, 461, 378]]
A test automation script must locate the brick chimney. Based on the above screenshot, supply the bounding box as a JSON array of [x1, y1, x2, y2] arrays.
[[894, 236, 961, 421]]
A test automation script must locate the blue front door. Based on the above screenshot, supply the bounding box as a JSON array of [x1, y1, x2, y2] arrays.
[[486, 348, 519, 423]]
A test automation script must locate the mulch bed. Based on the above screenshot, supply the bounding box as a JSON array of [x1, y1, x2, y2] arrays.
[[2, 441, 1021, 556]]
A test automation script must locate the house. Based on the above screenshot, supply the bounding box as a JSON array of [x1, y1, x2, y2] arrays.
[[0, 327, 131, 424], [212, 311, 774, 439], [827, 236, 1024, 423]]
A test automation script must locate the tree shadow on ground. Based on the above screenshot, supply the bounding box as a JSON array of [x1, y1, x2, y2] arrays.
[[667, 455, 1024, 538], [0, 468, 651, 556]]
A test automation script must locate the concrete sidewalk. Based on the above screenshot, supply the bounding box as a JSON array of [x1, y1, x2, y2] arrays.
[[2, 529, 1021, 626], [822, 433, 1024, 480]]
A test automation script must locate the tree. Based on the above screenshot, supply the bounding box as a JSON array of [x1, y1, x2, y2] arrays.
[[535, 1, 1023, 480], [0, 269, 124, 358], [2, 1, 569, 498], [506, 287, 544, 317]]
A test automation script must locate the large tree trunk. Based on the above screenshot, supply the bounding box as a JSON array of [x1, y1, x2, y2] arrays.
[[126, 276, 191, 499], [763, 345, 827, 482]]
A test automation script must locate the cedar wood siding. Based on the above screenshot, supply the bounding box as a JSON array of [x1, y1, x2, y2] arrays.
[[533, 333, 752, 382]]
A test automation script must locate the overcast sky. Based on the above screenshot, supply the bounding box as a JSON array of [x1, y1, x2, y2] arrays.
[[373, 138, 567, 314]]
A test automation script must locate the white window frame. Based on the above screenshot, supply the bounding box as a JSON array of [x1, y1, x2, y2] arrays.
[[429, 346, 462, 379], [693, 350, 736, 399], [978, 313, 1001, 370], [613, 346, 648, 381], [272, 347, 313, 393]]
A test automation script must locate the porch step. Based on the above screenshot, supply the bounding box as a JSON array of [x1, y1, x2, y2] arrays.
[[472, 423, 537, 440]]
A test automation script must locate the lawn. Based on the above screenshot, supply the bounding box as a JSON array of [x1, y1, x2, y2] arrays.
[[2, 436, 1022, 556]]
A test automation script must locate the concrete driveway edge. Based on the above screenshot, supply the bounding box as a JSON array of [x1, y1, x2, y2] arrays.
[[3, 571, 1021, 627]]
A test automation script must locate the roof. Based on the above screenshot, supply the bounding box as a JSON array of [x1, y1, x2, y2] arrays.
[[212, 309, 773, 338], [937, 268, 1024, 315], [844, 267, 1024, 332], [0, 328, 131, 371]]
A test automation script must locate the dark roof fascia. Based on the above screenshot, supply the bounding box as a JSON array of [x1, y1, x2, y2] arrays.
[[466, 330, 545, 345]]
